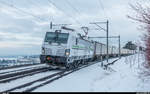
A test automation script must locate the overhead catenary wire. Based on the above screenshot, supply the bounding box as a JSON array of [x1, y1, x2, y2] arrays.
[[27, 0, 50, 21], [47, 0, 81, 25], [65, 0, 84, 27], [28, 0, 55, 22], [27, 0, 43, 10], [97, 0, 119, 40], [97, 0, 108, 19], [65, 0, 81, 16], [0, 0, 45, 21]]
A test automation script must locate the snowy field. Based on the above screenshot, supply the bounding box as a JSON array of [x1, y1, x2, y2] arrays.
[[0, 70, 61, 92], [0, 63, 46, 74], [32, 54, 150, 92], [0, 57, 40, 68]]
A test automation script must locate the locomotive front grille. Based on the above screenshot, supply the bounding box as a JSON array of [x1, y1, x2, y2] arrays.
[[45, 48, 52, 55], [56, 49, 65, 56]]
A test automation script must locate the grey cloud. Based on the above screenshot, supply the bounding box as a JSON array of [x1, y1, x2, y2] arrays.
[[0, 35, 18, 41], [0, 0, 145, 56]]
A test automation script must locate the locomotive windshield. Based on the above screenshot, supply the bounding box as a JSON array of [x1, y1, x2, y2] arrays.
[[45, 32, 69, 44]]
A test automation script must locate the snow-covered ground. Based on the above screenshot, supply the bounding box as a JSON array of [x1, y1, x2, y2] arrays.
[[0, 63, 46, 74], [0, 54, 149, 92], [0, 70, 61, 92], [32, 54, 150, 92], [0, 57, 40, 68]]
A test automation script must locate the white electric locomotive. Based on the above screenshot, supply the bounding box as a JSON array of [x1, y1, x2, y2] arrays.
[[40, 26, 135, 69], [40, 26, 95, 69]]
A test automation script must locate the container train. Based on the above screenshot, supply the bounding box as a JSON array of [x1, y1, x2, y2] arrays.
[[40, 26, 135, 69]]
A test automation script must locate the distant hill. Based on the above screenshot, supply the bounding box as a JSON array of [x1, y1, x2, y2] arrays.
[[0, 55, 40, 58]]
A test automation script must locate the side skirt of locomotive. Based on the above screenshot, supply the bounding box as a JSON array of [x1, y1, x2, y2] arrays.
[[40, 55, 94, 69]]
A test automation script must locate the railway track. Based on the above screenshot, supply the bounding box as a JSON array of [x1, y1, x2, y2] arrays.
[[0, 66, 54, 83], [0, 63, 42, 71], [0, 58, 120, 92], [4, 70, 66, 92], [2, 58, 117, 92], [0, 64, 47, 75], [25, 58, 120, 92]]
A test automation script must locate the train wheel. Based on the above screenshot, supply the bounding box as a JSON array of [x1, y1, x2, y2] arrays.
[[66, 63, 74, 70], [82, 59, 87, 65], [78, 60, 82, 67], [66, 64, 71, 70], [81, 60, 85, 65], [71, 63, 75, 69], [77, 61, 80, 67], [74, 61, 78, 69]]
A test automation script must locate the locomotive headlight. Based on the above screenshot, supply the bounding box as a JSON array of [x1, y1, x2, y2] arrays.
[[66, 52, 70, 56], [65, 49, 70, 56]]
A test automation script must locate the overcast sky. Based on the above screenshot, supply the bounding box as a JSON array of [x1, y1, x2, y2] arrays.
[[0, 0, 148, 56]]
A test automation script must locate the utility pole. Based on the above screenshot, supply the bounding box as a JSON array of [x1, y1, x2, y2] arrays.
[[106, 20, 109, 62], [119, 35, 121, 59], [90, 20, 109, 62]]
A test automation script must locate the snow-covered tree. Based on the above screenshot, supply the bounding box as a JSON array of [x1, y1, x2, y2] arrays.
[[128, 2, 150, 67]]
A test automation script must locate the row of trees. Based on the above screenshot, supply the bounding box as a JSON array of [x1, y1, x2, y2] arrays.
[[123, 41, 137, 50]]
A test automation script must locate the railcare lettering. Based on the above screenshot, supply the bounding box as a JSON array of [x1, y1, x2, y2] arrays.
[[137, 92, 150, 94], [2, 93, 9, 94]]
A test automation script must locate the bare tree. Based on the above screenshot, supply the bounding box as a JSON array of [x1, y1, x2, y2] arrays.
[[128, 2, 150, 68]]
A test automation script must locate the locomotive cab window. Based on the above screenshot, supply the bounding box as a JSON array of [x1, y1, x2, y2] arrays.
[[45, 32, 69, 44]]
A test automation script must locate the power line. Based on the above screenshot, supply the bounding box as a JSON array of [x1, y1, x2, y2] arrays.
[[28, 0, 54, 22], [98, 0, 119, 40], [65, 0, 81, 16], [27, 0, 43, 10], [27, 0, 49, 21], [97, 0, 108, 19], [0, 0, 44, 21], [65, 0, 83, 26], [47, 0, 81, 25]]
